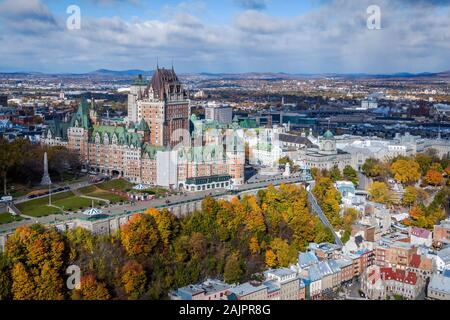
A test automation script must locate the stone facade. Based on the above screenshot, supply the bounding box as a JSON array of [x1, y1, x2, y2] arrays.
[[42, 68, 245, 189]]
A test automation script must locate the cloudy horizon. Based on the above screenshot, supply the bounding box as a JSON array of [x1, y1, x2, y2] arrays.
[[0, 0, 449, 74]]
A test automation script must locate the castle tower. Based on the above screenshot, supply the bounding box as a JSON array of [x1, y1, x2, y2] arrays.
[[137, 66, 190, 148]]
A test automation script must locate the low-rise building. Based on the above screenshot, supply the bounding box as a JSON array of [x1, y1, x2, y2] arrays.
[[264, 268, 300, 300], [427, 273, 450, 300], [336, 258, 354, 284], [227, 282, 268, 300], [436, 247, 450, 273], [434, 218, 450, 246], [380, 267, 424, 300], [408, 253, 434, 280], [409, 227, 433, 248], [375, 241, 417, 270], [169, 279, 230, 300]]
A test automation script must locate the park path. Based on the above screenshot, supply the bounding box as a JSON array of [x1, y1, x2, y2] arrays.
[[71, 188, 110, 205]]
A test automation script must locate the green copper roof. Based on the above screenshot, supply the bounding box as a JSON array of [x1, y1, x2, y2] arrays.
[[137, 118, 149, 131], [133, 75, 148, 86], [239, 119, 258, 129], [46, 119, 70, 139], [70, 100, 91, 129], [143, 144, 166, 159], [92, 125, 143, 147], [323, 130, 334, 139]]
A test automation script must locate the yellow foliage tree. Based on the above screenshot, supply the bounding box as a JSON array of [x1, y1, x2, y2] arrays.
[[249, 237, 260, 255], [265, 250, 277, 268], [368, 181, 392, 205], [391, 159, 421, 184]]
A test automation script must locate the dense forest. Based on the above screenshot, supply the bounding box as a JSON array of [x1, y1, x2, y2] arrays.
[[0, 138, 81, 194], [0, 183, 343, 300]]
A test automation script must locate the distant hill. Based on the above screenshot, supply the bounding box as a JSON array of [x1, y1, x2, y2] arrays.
[[87, 69, 154, 77], [1, 69, 449, 80]]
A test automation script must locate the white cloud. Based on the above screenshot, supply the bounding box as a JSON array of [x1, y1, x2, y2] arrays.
[[0, 0, 449, 73]]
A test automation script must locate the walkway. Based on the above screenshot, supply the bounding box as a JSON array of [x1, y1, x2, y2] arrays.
[[307, 191, 343, 246], [72, 188, 110, 205]]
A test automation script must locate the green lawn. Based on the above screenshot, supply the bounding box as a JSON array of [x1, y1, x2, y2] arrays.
[[0, 213, 24, 225], [16, 191, 105, 217], [52, 197, 104, 212], [96, 179, 134, 192], [79, 185, 127, 203], [141, 187, 170, 196]]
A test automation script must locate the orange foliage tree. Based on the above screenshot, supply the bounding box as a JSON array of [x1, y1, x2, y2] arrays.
[[425, 169, 444, 186], [72, 274, 111, 300], [120, 214, 159, 257]]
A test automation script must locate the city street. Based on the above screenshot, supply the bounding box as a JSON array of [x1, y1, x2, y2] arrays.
[[0, 174, 313, 234]]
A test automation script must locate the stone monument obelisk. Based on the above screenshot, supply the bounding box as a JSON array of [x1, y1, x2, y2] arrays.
[[40, 152, 52, 186]]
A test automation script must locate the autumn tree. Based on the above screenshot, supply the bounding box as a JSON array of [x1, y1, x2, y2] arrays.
[[265, 250, 277, 268], [278, 156, 294, 167], [34, 262, 65, 300], [266, 238, 297, 268], [66, 227, 95, 261], [424, 169, 444, 186], [6, 225, 66, 300], [72, 274, 111, 300], [313, 177, 342, 227], [391, 159, 421, 184], [146, 208, 179, 247], [11, 262, 36, 300], [249, 237, 261, 255], [120, 214, 159, 257], [402, 186, 428, 207], [368, 181, 392, 205], [362, 158, 390, 180], [415, 153, 433, 175], [120, 260, 147, 300]]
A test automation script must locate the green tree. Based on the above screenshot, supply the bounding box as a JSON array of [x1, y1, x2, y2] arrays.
[[224, 252, 244, 284], [0, 138, 27, 195], [329, 166, 342, 182], [343, 165, 359, 186], [0, 253, 11, 300]]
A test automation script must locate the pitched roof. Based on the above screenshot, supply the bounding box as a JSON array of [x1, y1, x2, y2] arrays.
[[438, 247, 450, 264], [380, 267, 418, 285], [410, 227, 431, 239], [298, 251, 319, 269], [147, 67, 182, 100], [428, 273, 450, 294], [70, 99, 91, 129], [278, 133, 314, 147]]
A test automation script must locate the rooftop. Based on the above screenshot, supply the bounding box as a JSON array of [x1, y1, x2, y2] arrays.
[[228, 282, 267, 297], [428, 273, 450, 294], [438, 247, 450, 263]]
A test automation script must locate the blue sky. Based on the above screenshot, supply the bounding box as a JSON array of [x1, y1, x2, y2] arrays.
[[0, 0, 449, 74]]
